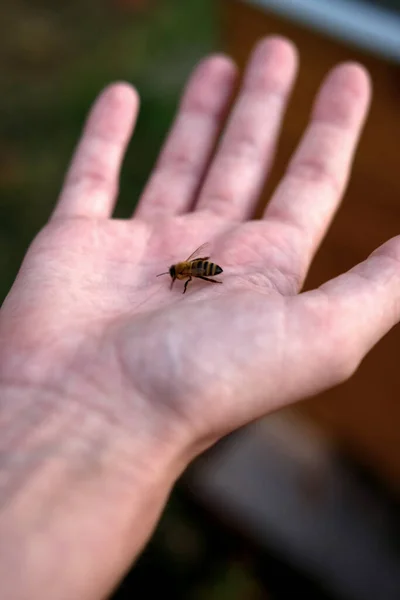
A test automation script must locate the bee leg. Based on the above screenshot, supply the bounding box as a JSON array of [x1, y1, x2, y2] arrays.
[[197, 276, 222, 284], [183, 277, 192, 294], [170, 277, 176, 290]]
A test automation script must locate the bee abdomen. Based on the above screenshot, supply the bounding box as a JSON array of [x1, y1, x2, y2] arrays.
[[203, 261, 223, 276]]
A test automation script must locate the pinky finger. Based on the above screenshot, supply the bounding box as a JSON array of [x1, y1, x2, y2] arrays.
[[52, 82, 139, 220]]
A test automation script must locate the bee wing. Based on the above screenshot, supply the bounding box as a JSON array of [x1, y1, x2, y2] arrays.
[[185, 242, 211, 262]]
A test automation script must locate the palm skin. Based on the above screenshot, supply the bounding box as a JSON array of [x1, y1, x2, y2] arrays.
[[1, 209, 329, 449], [1, 37, 399, 459]]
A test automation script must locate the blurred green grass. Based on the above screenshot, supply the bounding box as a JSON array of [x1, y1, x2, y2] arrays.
[[0, 0, 218, 302]]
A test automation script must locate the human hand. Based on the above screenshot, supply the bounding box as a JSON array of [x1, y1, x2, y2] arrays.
[[1, 37, 399, 599]]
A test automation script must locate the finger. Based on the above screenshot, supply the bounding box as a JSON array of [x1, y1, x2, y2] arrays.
[[263, 63, 371, 286], [195, 36, 298, 220], [300, 235, 400, 389], [134, 56, 237, 219], [52, 83, 139, 219]]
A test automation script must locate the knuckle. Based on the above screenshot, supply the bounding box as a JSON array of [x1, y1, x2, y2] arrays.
[[287, 157, 342, 195], [304, 294, 361, 387], [158, 148, 197, 179], [225, 133, 260, 163], [68, 167, 110, 194]]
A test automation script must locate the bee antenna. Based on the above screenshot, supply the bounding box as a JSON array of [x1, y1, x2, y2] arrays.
[[156, 272, 169, 277]]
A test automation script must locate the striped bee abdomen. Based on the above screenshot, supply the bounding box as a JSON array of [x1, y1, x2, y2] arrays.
[[191, 260, 223, 277], [202, 261, 223, 276]]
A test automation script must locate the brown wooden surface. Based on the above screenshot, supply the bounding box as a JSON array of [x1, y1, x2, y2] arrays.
[[220, 0, 400, 488]]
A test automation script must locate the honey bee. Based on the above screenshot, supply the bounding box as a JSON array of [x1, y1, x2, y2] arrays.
[[156, 243, 223, 294]]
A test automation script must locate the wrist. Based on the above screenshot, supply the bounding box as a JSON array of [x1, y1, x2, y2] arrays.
[[0, 381, 189, 599]]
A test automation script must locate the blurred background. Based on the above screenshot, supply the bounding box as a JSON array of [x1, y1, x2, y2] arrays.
[[1, 0, 400, 598]]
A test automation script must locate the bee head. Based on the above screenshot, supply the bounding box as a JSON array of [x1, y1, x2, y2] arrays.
[[169, 265, 176, 279]]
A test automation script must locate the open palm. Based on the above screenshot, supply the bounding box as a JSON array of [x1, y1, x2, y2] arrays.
[[2, 38, 399, 455]]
